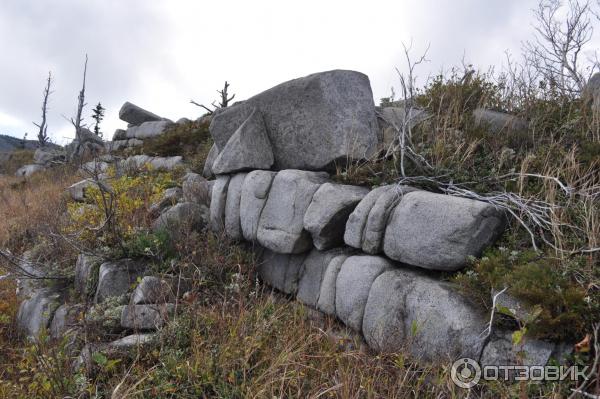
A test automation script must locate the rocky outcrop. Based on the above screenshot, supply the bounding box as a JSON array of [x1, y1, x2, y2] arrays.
[[209, 70, 379, 171]]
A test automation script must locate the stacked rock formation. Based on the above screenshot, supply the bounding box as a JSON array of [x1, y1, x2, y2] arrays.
[[205, 69, 559, 365], [105, 102, 174, 152]]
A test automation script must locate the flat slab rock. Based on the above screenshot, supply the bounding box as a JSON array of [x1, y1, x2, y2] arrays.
[[209, 70, 379, 171], [119, 102, 163, 125]]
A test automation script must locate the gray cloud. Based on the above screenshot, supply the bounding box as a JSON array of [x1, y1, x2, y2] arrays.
[[1, 0, 584, 144]]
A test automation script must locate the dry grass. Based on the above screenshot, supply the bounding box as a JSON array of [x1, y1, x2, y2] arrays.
[[0, 165, 80, 253]]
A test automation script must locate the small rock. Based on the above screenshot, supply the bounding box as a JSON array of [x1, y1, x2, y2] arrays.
[[152, 202, 208, 239], [182, 173, 211, 206], [149, 187, 182, 216], [49, 304, 84, 339], [74, 253, 102, 299], [121, 304, 174, 330], [67, 179, 99, 202], [15, 164, 45, 177], [202, 143, 218, 179], [94, 260, 146, 303]]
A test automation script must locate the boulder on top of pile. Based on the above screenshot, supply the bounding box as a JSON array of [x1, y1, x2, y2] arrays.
[[207, 70, 380, 173], [119, 102, 163, 126]]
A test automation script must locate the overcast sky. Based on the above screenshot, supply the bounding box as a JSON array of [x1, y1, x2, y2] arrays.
[[1, 0, 591, 144]]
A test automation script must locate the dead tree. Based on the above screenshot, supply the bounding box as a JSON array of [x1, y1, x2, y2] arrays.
[[523, 0, 598, 96], [33, 71, 52, 147], [71, 55, 88, 141], [191, 81, 236, 114]]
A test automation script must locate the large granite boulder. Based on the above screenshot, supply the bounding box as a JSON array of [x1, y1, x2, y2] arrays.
[[316, 252, 353, 316], [362, 185, 418, 254], [240, 170, 277, 241], [202, 144, 218, 178], [209, 175, 231, 232], [257, 249, 308, 295], [119, 102, 163, 125], [303, 183, 369, 250], [211, 108, 274, 174], [210, 70, 379, 171], [383, 191, 505, 271], [257, 170, 328, 254], [224, 173, 247, 241], [33, 147, 66, 166], [363, 268, 488, 361], [335, 255, 393, 332], [344, 185, 393, 249], [296, 248, 350, 308]]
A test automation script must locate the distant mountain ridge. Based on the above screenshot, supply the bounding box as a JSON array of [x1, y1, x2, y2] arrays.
[[0, 134, 59, 152]]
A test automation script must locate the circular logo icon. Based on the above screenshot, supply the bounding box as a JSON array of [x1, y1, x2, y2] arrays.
[[451, 358, 481, 389]]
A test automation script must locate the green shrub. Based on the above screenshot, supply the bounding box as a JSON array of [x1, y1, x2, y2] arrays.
[[454, 247, 597, 341]]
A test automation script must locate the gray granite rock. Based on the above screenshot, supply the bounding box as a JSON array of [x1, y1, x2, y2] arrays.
[[335, 255, 394, 332], [297, 248, 350, 308], [74, 253, 102, 299], [94, 260, 146, 303], [344, 185, 393, 249], [257, 170, 328, 254], [209, 70, 379, 170], [383, 191, 506, 271], [316, 253, 352, 316], [209, 175, 231, 232], [240, 170, 276, 241], [224, 173, 247, 241], [119, 102, 162, 125], [121, 304, 174, 330], [258, 249, 307, 295], [304, 183, 370, 250], [211, 108, 274, 174], [16, 288, 62, 339], [362, 185, 418, 254]]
